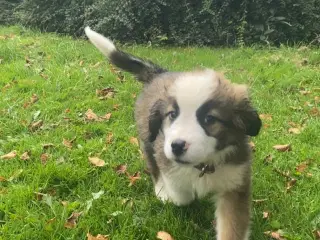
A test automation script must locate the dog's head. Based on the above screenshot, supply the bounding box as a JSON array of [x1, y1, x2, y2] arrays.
[[148, 70, 261, 165], [85, 27, 261, 166]]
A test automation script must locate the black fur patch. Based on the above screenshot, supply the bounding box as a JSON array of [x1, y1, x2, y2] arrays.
[[148, 100, 165, 142], [110, 50, 166, 83]]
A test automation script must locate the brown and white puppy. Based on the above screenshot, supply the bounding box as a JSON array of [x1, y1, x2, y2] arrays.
[[85, 27, 262, 240]]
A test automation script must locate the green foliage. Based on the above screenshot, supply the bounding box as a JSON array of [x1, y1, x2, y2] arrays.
[[2, 0, 320, 45]]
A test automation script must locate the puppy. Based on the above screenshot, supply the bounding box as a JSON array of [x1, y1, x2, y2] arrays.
[[85, 27, 262, 240]]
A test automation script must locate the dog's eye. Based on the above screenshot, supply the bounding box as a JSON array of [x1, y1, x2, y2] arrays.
[[168, 111, 178, 120], [204, 115, 217, 125]]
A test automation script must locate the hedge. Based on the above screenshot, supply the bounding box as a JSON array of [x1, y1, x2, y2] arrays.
[[2, 0, 320, 46]]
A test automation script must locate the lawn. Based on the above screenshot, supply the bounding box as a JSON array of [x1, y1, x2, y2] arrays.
[[0, 25, 319, 240]]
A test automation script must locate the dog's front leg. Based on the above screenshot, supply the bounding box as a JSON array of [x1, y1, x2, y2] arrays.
[[215, 190, 250, 240]]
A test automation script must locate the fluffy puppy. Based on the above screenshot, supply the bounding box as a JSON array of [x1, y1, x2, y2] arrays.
[[85, 27, 262, 240]]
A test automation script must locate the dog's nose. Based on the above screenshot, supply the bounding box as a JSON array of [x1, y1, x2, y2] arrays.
[[171, 139, 187, 156]]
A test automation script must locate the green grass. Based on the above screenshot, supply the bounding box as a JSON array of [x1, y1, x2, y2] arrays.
[[0, 25, 319, 240]]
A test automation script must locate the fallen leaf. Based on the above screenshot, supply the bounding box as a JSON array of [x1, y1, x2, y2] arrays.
[[1, 151, 17, 160], [263, 211, 269, 219], [314, 230, 320, 239], [273, 144, 291, 152], [132, 93, 137, 98], [20, 151, 30, 160], [63, 138, 75, 149], [101, 113, 112, 121], [41, 153, 49, 164], [288, 128, 301, 134], [299, 90, 311, 95], [259, 114, 272, 121], [157, 231, 174, 240], [129, 137, 139, 146], [128, 172, 141, 186], [249, 141, 255, 151], [96, 87, 115, 99], [264, 231, 286, 240], [273, 168, 291, 179], [295, 160, 312, 173], [315, 96, 320, 104], [64, 212, 82, 229], [85, 109, 99, 121], [264, 154, 273, 164], [286, 178, 297, 192], [79, 60, 84, 66], [0, 176, 7, 182], [89, 157, 105, 167], [310, 107, 319, 116], [106, 132, 113, 144], [114, 164, 127, 175], [87, 233, 109, 240], [30, 94, 39, 104], [29, 120, 43, 131], [113, 104, 120, 110]]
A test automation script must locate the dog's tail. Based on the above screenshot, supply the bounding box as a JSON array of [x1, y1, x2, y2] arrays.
[[84, 27, 166, 83]]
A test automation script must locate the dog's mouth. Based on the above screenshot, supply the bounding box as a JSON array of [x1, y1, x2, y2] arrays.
[[174, 158, 191, 165]]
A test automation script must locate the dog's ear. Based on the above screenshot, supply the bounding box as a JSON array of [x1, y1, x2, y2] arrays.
[[232, 85, 262, 136], [148, 100, 165, 142], [85, 27, 166, 83]]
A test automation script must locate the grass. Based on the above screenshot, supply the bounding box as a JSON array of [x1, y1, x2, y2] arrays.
[[0, 25, 319, 240]]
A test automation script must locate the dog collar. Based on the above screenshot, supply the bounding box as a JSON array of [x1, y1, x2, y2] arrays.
[[194, 163, 215, 177]]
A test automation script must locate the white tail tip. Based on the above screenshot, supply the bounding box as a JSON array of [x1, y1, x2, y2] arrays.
[[84, 26, 116, 57]]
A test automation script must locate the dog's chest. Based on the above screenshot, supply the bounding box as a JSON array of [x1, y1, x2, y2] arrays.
[[164, 163, 247, 198]]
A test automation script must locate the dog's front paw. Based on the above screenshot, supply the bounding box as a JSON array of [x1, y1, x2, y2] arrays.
[[155, 183, 170, 203]]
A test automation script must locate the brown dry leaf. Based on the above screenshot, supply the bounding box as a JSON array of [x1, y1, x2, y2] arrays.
[[299, 90, 311, 95], [40, 73, 49, 79], [63, 138, 75, 149], [264, 231, 286, 240], [129, 137, 139, 146], [128, 172, 141, 187], [89, 157, 106, 167], [79, 60, 84, 66], [273, 144, 291, 152], [249, 141, 255, 151], [259, 114, 272, 121], [101, 113, 112, 121], [263, 211, 269, 219], [114, 164, 127, 175], [87, 233, 109, 240], [314, 230, 320, 239], [157, 231, 174, 240], [264, 154, 273, 164], [310, 107, 319, 116], [315, 96, 320, 104], [34, 192, 44, 201], [20, 151, 30, 160], [132, 93, 137, 99], [295, 160, 312, 173], [85, 109, 99, 121], [286, 178, 297, 192], [0, 176, 7, 182], [96, 87, 115, 97], [106, 132, 113, 144], [29, 120, 43, 131], [40, 153, 49, 164], [288, 127, 301, 134], [113, 104, 120, 110], [30, 94, 39, 104], [64, 212, 82, 229], [1, 151, 17, 160]]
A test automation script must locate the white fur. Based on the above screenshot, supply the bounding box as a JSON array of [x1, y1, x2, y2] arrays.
[[155, 157, 247, 206], [84, 27, 116, 57], [164, 70, 220, 165]]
